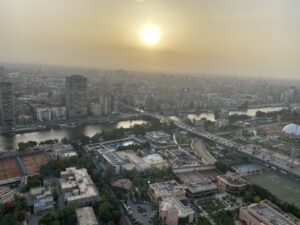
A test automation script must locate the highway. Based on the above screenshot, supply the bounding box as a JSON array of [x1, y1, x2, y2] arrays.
[[127, 107, 300, 180]]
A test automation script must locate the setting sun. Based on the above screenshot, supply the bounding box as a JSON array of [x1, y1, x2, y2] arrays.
[[140, 25, 161, 46]]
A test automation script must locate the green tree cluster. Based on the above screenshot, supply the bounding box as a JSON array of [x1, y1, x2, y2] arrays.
[[0, 196, 28, 225], [39, 205, 77, 225], [18, 141, 37, 151], [242, 184, 300, 218]]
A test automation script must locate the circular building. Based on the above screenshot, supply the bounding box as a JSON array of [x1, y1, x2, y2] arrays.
[[282, 123, 300, 136]]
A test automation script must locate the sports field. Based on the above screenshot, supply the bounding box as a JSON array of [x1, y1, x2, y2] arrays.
[[0, 157, 22, 180], [21, 152, 48, 174], [249, 172, 300, 207]]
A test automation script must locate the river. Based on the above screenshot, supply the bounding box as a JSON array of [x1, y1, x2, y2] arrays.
[[187, 106, 287, 122], [0, 119, 148, 151], [0, 106, 287, 151]]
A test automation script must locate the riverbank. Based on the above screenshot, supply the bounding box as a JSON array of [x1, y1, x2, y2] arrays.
[[0, 113, 146, 135], [0, 118, 149, 151]]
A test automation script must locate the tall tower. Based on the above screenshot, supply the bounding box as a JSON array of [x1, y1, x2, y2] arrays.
[[65, 75, 88, 118], [0, 80, 14, 134]]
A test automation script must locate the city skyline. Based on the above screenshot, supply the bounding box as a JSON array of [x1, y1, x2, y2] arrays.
[[0, 1, 300, 225], [1, 0, 300, 78]]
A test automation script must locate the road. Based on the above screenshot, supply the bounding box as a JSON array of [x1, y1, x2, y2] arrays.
[[123, 105, 300, 180], [193, 139, 217, 165]]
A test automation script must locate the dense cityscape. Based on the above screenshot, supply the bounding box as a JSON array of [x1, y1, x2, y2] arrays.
[[0, 64, 299, 225], [1, 0, 300, 224]]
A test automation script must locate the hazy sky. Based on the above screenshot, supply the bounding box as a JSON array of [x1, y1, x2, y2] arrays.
[[1, 0, 300, 78]]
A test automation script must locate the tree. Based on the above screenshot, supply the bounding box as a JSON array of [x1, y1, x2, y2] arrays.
[[98, 202, 113, 222], [243, 191, 253, 202], [0, 214, 22, 225], [27, 175, 43, 189], [61, 137, 70, 144], [108, 221, 116, 225], [254, 195, 261, 203], [18, 141, 37, 151], [197, 217, 212, 225], [62, 205, 77, 225], [39, 211, 60, 225]]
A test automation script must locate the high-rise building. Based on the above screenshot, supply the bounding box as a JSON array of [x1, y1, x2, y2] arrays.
[[179, 88, 191, 110], [65, 75, 88, 118], [0, 80, 14, 134], [99, 95, 113, 115], [0, 67, 5, 78]]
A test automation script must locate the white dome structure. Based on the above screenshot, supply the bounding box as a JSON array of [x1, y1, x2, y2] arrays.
[[282, 123, 300, 136]]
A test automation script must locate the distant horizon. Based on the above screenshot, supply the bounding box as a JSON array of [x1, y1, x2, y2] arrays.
[[1, 61, 300, 82], [1, 0, 300, 79]]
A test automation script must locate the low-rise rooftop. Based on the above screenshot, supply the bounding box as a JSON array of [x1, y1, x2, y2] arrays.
[[217, 172, 247, 187], [240, 200, 300, 225], [185, 180, 218, 194], [149, 180, 186, 201], [160, 196, 194, 218], [60, 167, 98, 205], [76, 207, 99, 225]]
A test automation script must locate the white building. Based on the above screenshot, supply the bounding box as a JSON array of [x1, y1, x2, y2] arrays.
[[36, 107, 66, 121], [60, 167, 98, 206], [101, 151, 126, 175], [44, 143, 77, 160], [36, 107, 52, 121], [30, 187, 54, 215], [145, 130, 171, 145], [283, 123, 300, 136]]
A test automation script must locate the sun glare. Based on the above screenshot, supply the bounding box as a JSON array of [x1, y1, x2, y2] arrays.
[[140, 25, 160, 46]]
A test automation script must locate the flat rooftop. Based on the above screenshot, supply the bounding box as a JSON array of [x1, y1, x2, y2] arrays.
[[185, 181, 217, 194], [84, 136, 144, 152], [149, 180, 186, 198], [76, 207, 98, 225], [60, 167, 98, 202], [145, 130, 171, 139], [218, 172, 247, 187], [161, 196, 194, 218], [232, 163, 262, 175], [246, 200, 300, 225], [176, 171, 207, 184], [102, 152, 126, 166]]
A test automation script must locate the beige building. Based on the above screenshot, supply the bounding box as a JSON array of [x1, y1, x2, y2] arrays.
[[148, 180, 186, 204], [160, 196, 194, 225], [217, 172, 247, 194], [239, 200, 300, 225], [185, 179, 218, 199], [60, 167, 98, 206], [0, 186, 15, 203]]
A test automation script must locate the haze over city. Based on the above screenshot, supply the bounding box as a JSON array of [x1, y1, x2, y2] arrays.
[[1, 0, 300, 78], [0, 1, 300, 225]]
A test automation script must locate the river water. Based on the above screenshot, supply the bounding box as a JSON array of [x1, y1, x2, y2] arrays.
[[187, 106, 287, 122], [0, 120, 147, 151], [0, 106, 287, 151]]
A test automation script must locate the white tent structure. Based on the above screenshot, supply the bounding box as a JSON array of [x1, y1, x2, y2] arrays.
[[282, 123, 300, 136]]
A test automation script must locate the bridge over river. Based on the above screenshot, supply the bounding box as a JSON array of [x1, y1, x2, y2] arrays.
[[126, 106, 300, 181]]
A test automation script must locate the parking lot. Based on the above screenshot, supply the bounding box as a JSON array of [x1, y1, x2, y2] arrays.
[[123, 200, 158, 225]]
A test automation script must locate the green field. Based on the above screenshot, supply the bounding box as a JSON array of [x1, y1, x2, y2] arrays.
[[249, 172, 300, 207]]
